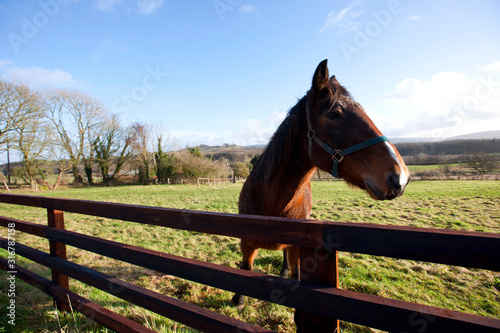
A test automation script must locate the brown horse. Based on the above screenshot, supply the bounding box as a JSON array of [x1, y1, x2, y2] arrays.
[[231, 59, 410, 307]]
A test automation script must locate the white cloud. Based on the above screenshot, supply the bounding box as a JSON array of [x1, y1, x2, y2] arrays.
[[136, 0, 163, 14], [172, 110, 287, 147], [0, 60, 82, 88], [93, 0, 163, 14], [239, 5, 255, 14], [477, 61, 500, 72], [94, 0, 122, 12], [89, 39, 127, 62], [171, 129, 230, 147], [380, 62, 500, 138], [0, 59, 13, 67], [406, 15, 421, 30], [238, 111, 285, 145], [385, 72, 471, 111], [320, 8, 349, 33], [320, 0, 364, 34]]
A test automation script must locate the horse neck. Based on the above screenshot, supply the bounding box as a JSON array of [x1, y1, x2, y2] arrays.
[[249, 98, 317, 215], [267, 134, 315, 191], [269, 167, 317, 219]]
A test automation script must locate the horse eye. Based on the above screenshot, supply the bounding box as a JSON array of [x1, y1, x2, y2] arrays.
[[326, 111, 339, 120]]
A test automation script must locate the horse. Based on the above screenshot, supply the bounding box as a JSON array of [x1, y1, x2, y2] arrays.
[[231, 59, 410, 308]]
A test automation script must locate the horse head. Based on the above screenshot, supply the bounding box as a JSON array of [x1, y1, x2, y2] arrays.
[[306, 59, 409, 200]]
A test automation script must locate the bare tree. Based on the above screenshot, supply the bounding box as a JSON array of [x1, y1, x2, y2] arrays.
[[129, 121, 152, 184], [94, 114, 133, 184], [1, 78, 38, 148], [465, 152, 499, 176], [129, 121, 173, 184], [44, 88, 107, 184], [0, 78, 16, 147], [48, 141, 72, 190], [7, 82, 51, 191]]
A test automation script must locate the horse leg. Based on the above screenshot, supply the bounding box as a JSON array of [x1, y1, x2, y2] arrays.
[[231, 239, 258, 308], [279, 249, 290, 278], [287, 246, 300, 280]]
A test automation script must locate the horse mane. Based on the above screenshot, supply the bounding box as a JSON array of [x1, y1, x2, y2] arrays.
[[251, 96, 307, 184], [250, 79, 352, 185]]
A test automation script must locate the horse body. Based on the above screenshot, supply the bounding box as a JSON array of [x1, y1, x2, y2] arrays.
[[232, 59, 410, 307], [237, 97, 316, 277]]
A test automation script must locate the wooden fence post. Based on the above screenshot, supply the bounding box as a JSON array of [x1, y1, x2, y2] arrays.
[[47, 209, 70, 312], [296, 247, 339, 333]]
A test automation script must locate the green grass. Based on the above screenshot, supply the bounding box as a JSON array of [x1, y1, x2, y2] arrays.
[[1, 180, 499, 332], [406, 163, 465, 172], [407, 164, 445, 172]]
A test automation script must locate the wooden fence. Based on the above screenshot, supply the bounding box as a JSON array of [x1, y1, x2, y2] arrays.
[[0, 193, 499, 332], [161, 177, 234, 185], [197, 178, 233, 185]]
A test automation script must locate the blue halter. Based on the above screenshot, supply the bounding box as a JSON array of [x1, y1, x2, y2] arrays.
[[305, 99, 389, 178]]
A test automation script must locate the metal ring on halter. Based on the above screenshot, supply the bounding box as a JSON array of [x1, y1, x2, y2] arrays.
[[332, 150, 344, 163], [307, 129, 315, 139]]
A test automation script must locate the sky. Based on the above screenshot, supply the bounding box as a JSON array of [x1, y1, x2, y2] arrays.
[[1, 0, 500, 162]]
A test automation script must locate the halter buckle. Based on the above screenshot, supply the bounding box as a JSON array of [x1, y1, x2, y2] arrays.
[[307, 129, 315, 139], [332, 150, 344, 163]]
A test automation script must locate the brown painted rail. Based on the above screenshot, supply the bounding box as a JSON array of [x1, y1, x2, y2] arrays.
[[0, 237, 272, 333], [1, 193, 500, 332], [0, 257, 157, 333], [1, 193, 499, 270]]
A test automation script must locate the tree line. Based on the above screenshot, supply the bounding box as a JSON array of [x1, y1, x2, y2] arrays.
[[395, 140, 500, 175], [0, 78, 241, 190], [395, 139, 500, 157]]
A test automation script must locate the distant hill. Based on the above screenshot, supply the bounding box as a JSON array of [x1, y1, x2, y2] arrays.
[[390, 130, 500, 144], [191, 130, 500, 160], [390, 137, 440, 144], [449, 130, 500, 140], [197, 144, 263, 163], [192, 130, 500, 164]]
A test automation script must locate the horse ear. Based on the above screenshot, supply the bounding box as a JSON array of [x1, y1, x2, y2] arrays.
[[311, 59, 329, 93]]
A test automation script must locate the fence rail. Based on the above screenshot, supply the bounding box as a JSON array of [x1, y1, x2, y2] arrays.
[[197, 178, 233, 185], [1, 193, 500, 332]]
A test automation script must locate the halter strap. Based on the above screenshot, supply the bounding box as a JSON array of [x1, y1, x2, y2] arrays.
[[305, 97, 389, 178]]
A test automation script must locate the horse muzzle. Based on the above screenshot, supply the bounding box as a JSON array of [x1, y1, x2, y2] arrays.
[[365, 171, 409, 200]]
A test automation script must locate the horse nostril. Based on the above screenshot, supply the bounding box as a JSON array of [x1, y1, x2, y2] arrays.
[[387, 172, 402, 193]]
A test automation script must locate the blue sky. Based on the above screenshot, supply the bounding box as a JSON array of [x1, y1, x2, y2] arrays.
[[1, 0, 500, 156]]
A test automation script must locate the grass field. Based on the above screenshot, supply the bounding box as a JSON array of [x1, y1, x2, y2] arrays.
[[1, 180, 499, 332]]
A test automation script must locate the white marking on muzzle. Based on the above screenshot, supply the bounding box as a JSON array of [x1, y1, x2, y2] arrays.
[[385, 142, 409, 188]]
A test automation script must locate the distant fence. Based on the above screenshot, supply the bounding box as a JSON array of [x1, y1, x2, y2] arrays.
[[158, 177, 235, 185], [1, 193, 500, 332], [196, 178, 233, 185]]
